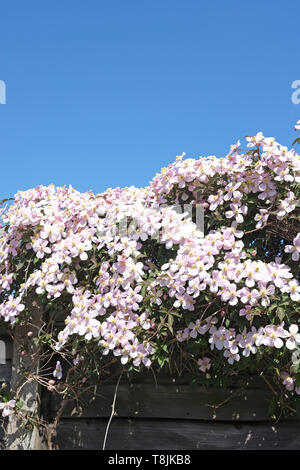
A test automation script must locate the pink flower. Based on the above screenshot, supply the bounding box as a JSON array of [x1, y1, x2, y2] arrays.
[[262, 324, 289, 349], [223, 349, 240, 365], [277, 192, 298, 218], [257, 282, 275, 307], [174, 293, 195, 311], [225, 203, 248, 224], [247, 326, 265, 347], [73, 354, 84, 365], [40, 223, 62, 243], [176, 328, 190, 342], [198, 357, 211, 372], [207, 271, 225, 293], [209, 326, 231, 350], [280, 372, 294, 392], [221, 283, 239, 306], [34, 239, 51, 259], [254, 209, 269, 229], [132, 344, 153, 368], [188, 320, 202, 338], [246, 131, 265, 148], [0, 400, 16, 417], [285, 234, 300, 262], [282, 280, 300, 302], [243, 261, 256, 288], [136, 312, 151, 330], [239, 305, 253, 320], [239, 287, 260, 305], [187, 277, 206, 298], [285, 325, 300, 350]]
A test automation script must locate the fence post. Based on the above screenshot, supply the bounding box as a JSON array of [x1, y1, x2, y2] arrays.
[[6, 294, 44, 450]]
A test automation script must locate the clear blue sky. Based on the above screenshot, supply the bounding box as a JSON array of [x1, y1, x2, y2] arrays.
[[0, 0, 299, 200]]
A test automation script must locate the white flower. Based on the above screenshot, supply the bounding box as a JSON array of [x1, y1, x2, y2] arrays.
[[53, 360, 63, 380], [286, 325, 300, 350], [0, 399, 16, 417]]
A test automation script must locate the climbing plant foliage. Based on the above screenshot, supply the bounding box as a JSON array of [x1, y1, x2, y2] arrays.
[[0, 121, 300, 439]]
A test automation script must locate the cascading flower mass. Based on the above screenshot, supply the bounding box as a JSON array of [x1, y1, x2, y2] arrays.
[[0, 126, 300, 420]]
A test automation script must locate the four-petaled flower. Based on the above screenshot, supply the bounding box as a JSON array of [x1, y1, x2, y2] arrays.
[[0, 400, 16, 417]]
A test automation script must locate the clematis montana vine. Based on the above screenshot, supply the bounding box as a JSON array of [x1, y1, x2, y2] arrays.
[[0, 122, 300, 422]]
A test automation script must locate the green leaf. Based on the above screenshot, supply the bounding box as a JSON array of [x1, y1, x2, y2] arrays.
[[291, 362, 300, 374], [295, 374, 300, 387], [268, 303, 277, 313], [276, 307, 285, 322], [159, 307, 181, 318], [15, 261, 25, 271], [167, 316, 174, 334], [16, 399, 24, 410]]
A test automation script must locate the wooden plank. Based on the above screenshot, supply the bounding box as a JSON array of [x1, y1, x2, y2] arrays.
[[6, 294, 44, 450], [0, 364, 12, 384], [0, 330, 13, 383], [54, 418, 300, 450], [47, 382, 296, 422], [0, 427, 4, 450]]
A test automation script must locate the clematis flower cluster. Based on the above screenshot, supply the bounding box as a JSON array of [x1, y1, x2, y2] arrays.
[[0, 124, 299, 401]]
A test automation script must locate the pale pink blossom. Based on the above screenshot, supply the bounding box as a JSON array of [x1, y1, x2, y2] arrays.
[[0, 400, 16, 417], [286, 325, 300, 350], [198, 357, 211, 372]]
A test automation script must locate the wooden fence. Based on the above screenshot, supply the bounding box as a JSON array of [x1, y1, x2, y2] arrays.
[[1, 323, 300, 450], [44, 370, 300, 450]]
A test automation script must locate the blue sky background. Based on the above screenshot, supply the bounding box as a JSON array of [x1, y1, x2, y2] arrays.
[[0, 0, 299, 200]]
